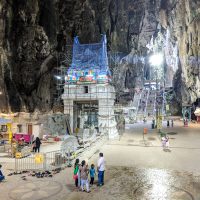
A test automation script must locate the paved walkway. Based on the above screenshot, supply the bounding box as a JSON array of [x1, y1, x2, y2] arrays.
[[90, 120, 200, 173], [1, 119, 200, 200]]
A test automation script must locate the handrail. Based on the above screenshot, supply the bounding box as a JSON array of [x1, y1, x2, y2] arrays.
[[153, 92, 156, 116], [144, 89, 150, 116], [134, 89, 143, 120], [162, 90, 166, 116]]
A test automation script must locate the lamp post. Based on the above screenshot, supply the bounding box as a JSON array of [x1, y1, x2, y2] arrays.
[[155, 68, 159, 129], [149, 53, 163, 131]]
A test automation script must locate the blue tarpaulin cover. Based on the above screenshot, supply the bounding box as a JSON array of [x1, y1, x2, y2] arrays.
[[67, 35, 111, 84]]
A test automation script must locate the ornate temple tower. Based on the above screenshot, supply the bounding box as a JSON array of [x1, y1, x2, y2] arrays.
[[62, 35, 118, 139]]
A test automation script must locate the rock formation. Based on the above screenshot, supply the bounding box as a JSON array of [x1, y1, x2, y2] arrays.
[[159, 0, 200, 105], [0, 0, 199, 112]]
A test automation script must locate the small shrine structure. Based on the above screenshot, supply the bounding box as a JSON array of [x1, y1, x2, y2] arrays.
[[62, 35, 118, 139]]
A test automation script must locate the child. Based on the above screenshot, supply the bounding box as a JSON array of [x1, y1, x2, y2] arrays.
[[161, 136, 166, 149], [161, 135, 169, 150], [0, 164, 5, 182], [165, 136, 170, 149], [89, 164, 96, 185]]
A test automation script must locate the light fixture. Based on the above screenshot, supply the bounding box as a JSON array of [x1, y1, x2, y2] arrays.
[[64, 76, 68, 81], [54, 75, 62, 80], [149, 53, 163, 66]]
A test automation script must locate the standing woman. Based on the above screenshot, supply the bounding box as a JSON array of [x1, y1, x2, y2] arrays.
[[79, 160, 90, 192], [73, 159, 79, 187], [33, 137, 42, 153]]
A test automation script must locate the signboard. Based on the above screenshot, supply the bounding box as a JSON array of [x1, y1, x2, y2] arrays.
[[34, 154, 44, 164], [166, 105, 169, 111]]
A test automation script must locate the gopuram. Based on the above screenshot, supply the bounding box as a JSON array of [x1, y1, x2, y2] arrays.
[[62, 35, 118, 139]]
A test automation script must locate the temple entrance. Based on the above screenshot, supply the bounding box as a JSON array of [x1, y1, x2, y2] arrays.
[[73, 100, 98, 131]]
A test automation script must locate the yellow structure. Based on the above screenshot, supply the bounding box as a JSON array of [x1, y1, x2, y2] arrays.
[[15, 152, 22, 159], [35, 153, 44, 164], [7, 123, 13, 143]]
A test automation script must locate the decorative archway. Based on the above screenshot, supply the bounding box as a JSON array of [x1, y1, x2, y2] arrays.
[[182, 106, 192, 122]]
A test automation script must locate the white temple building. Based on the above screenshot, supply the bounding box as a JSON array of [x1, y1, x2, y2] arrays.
[[62, 35, 118, 139]]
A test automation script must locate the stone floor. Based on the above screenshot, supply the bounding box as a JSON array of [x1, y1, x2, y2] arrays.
[[1, 119, 200, 200], [90, 120, 200, 173], [66, 166, 200, 200]]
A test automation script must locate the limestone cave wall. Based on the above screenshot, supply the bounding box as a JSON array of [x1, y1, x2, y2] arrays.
[[159, 0, 200, 105], [0, 0, 199, 112]]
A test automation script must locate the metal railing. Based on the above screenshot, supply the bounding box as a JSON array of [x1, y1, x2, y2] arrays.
[[14, 150, 70, 172], [162, 89, 166, 116], [135, 90, 143, 120], [144, 89, 150, 116], [153, 92, 157, 116]]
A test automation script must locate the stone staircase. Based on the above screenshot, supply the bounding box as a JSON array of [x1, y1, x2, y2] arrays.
[[130, 90, 142, 121], [146, 90, 156, 118], [132, 86, 165, 122]]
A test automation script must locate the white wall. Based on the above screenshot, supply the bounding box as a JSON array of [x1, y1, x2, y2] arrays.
[[33, 125, 40, 138]]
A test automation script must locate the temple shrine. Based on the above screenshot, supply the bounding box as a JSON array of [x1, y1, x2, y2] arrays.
[[62, 35, 118, 139]]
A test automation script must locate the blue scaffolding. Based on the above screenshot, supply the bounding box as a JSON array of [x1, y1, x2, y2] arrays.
[[67, 35, 111, 84]]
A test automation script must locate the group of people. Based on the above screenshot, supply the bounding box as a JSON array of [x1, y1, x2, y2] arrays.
[[73, 152, 105, 192], [167, 119, 174, 127], [19, 135, 42, 153], [11, 135, 42, 153], [32, 137, 42, 153]]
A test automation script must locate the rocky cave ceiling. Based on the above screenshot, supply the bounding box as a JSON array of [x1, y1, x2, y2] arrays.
[[0, 0, 199, 113]]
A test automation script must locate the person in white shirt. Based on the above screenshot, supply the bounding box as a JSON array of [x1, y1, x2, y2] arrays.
[[97, 152, 105, 186]]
